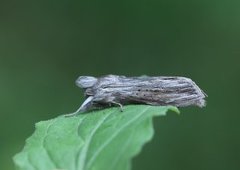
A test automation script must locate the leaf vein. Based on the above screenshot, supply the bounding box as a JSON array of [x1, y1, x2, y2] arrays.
[[77, 110, 116, 170], [42, 119, 59, 168], [86, 106, 151, 169], [109, 130, 134, 169], [74, 116, 88, 170]]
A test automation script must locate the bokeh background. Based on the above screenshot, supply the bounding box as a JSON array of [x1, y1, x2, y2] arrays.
[[1, 0, 240, 170]]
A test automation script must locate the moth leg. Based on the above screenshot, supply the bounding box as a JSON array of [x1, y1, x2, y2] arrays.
[[110, 101, 123, 112], [65, 96, 94, 117]]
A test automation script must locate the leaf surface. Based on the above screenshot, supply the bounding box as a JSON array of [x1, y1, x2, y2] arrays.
[[13, 105, 178, 170]]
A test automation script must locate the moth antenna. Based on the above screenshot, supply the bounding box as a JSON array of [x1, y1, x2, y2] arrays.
[[65, 96, 94, 117]]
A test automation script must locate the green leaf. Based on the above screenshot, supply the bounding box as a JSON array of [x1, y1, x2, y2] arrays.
[[13, 105, 179, 170]]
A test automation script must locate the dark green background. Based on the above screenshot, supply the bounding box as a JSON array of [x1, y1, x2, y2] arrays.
[[1, 0, 239, 170]]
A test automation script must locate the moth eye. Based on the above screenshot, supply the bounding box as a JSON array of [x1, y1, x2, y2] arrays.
[[138, 89, 141, 91]]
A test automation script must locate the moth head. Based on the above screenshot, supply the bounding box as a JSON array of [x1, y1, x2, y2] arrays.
[[76, 76, 98, 88]]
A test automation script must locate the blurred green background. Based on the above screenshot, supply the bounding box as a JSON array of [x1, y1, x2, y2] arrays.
[[1, 0, 240, 170]]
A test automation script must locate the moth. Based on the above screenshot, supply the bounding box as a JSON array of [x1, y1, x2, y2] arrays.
[[67, 75, 206, 116]]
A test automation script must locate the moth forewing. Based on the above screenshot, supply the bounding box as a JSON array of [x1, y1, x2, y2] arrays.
[[67, 75, 206, 116]]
